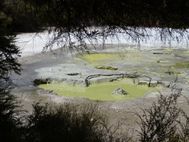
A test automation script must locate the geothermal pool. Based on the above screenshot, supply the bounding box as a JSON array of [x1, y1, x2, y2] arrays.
[[12, 31, 189, 102]]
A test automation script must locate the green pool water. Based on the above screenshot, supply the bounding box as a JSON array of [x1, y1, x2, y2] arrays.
[[39, 79, 157, 101]]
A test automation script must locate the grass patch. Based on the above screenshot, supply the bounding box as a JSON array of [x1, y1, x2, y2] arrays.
[[39, 79, 156, 101]]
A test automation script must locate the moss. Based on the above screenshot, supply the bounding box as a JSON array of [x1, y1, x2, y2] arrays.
[[79, 52, 142, 65], [79, 53, 120, 63], [95, 65, 118, 70], [173, 62, 189, 68], [39, 79, 156, 101]]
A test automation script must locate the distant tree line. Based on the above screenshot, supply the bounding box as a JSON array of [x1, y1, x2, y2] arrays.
[[24, 0, 189, 48], [2, 0, 43, 33], [2, 0, 189, 36], [24, 0, 189, 29]]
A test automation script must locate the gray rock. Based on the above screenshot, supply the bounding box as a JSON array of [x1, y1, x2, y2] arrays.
[[138, 80, 149, 86], [112, 88, 128, 96], [33, 78, 51, 86], [137, 77, 151, 85], [149, 80, 158, 87]]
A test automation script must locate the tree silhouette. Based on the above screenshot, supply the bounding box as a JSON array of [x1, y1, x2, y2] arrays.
[[0, 1, 20, 82], [0, 2, 22, 141]]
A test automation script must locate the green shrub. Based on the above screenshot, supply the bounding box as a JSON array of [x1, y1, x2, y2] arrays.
[[26, 103, 129, 142], [137, 92, 189, 142]]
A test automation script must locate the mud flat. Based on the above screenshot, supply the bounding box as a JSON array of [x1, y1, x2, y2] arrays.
[[10, 45, 189, 103]]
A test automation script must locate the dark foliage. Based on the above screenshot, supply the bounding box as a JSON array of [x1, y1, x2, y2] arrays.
[[0, 89, 23, 142], [0, 36, 20, 79], [28, 0, 189, 29], [3, 0, 43, 33], [136, 90, 189, 142], [137, 93, 181, 142], [25, 103, 128, 142], [0, 3, 22, 141], [0, 1, 21, 82]]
